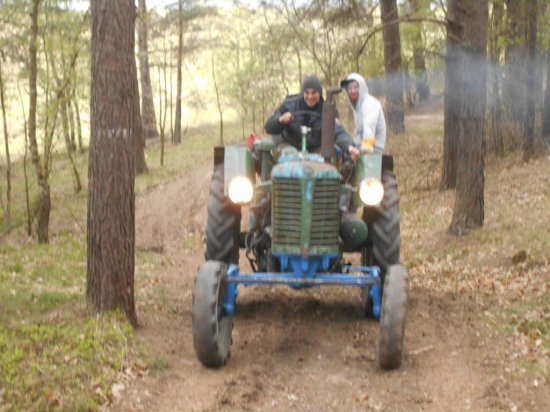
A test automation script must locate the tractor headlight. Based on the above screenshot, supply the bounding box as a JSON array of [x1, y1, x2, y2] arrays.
[[228, 176, 253, 204], [359, 178, 384, 206]]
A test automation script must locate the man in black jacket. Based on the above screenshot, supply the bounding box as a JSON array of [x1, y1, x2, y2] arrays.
[[264, 75, 359, 160]]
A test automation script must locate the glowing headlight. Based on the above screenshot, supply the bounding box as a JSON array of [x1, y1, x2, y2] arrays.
[[228, 176, 253, 204], [359, 178, 384, 206]]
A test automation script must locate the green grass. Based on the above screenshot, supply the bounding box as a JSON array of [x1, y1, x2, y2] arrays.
[[0, 312, 133, 411]]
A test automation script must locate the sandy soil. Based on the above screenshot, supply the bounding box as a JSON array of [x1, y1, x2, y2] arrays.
[[112, 113, 549, 412]]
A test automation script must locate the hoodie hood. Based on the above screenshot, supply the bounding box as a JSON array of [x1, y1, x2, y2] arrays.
[[341, 73, 369, 109]]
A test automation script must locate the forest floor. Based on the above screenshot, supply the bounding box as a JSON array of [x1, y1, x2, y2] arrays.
[[112, 101, 549, 412]]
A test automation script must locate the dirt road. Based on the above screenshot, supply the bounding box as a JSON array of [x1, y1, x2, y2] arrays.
[[113, 124, 549, 411]]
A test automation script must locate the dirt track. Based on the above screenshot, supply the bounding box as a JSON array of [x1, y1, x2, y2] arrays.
[[113, 120, 549, 411]]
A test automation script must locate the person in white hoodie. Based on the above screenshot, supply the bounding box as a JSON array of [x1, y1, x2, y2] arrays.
[[340, 73, 386, 154]]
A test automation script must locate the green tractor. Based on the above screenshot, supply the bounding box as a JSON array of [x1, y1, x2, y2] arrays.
[[192, 87, 408, 370]]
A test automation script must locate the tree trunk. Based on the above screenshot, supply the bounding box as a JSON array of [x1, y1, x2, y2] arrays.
[[73, 88, 84, 153], [489, 0, 504, 156], [409, 0, 430, 102], [137, 0, 158, 140], [380, 0, 405, 134], [503, 0, 527, 126], [524, 0, 537, 160], [133, 69, 148, 175], [543, 47, 550, 145], [173, 0, 183, 144], [0, 54, 11, 223], [88, 0, 138, 327], [169, 41, 174, 140], [440, 0, 462, 190], [29, 0, 51, 243], [17, 80, 32, 236], [449, 0, 488, 236], [210, 35, 224, 145], [60, 93, 82, 192], [67, 88, 76, 152]]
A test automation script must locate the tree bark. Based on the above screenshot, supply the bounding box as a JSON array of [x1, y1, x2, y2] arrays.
[[72, 87, 84, 153], [17, 80, 32, 236], [503, 0, 527, 126], [543, 47, 550, 145], [449, 0, 488, 236], [0, 54, 11, 223], [29, 0, 51, 243], [173, 0, 184, 144], [381, 0, 405, 134], [88, 0, 138, 327], [210, 35, 224, 145], [137, 0, 158, 139], [489, 0, 504, 156], [440, 0, 462, 190], [67, 88, 76, 151], [409, 0, 430, 102], [60, 93, 82, 192], [133, 65, 148, 175], [524, 0, 537, 160]]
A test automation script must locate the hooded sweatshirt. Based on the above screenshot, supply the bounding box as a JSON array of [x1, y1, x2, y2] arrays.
[[342, 73, 386, 153]]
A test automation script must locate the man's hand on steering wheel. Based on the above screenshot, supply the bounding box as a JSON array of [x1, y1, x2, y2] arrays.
[[348, 145, 360, 162], [278, 112, 294, 124]]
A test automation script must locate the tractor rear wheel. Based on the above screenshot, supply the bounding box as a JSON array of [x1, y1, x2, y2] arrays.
[[361, 171, 400, 317], [192, 261, 233, 368], [205, 165, 241, 264], [378, 264, 409, 370]]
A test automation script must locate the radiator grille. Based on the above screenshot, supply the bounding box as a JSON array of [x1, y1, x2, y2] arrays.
[[272, 178, 339, 250], [311, 180, 339, 246]]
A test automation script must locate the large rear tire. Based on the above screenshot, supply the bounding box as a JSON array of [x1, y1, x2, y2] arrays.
[[192, 261, 233, 368], [205, 165, 241, 264], [361, 171, 400, 317], [378, 264, 409, 370]]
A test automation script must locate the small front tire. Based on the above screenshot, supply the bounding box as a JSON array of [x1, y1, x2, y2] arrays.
[[378, 264, 409, 370], [192, 261, 233, 368]]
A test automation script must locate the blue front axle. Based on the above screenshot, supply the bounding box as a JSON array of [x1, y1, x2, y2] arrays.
[[223, 256, 382, 319]]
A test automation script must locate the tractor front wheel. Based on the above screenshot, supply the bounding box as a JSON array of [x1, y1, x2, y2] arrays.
[[192, 261, 233, 368], [378, 264, 409, 370]]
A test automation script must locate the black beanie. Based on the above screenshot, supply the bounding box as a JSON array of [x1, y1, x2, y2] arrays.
[[302, 75, 323, 94]]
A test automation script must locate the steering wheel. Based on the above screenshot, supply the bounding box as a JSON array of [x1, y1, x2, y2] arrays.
[[291, 110, 321, 119]]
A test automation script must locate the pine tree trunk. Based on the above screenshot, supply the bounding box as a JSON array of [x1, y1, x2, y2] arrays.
[[29, 0, 50, 243], [543, 47, 550, 145], [173, 0, 183, 144], [88, 0, 138, 327], [380, 0, 405, 134], [524, 0, 537, 160], [137, 0, 158, 139], [409, 0, 430, 102], [489, 0, 504, 156], [134, 73, 148, 175], [0, 55, 11, 223], [440, 0, 462, 190], [449, 0, 488, 236], [503, 0, 527, 127]]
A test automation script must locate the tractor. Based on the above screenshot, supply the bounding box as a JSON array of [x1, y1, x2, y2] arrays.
[[192, 87, 408, 370]]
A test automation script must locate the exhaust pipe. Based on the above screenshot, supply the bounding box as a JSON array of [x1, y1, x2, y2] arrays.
[[321, 87, 342, 163]]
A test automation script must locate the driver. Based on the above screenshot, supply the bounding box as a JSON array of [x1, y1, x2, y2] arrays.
[[264, 75, 359, 160]]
